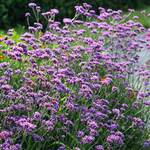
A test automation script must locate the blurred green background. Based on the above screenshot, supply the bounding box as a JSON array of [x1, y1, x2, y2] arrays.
[[0, 0, 150, 29]]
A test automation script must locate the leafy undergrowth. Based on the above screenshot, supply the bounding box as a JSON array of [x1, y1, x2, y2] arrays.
[[0, 3, 150, 150]]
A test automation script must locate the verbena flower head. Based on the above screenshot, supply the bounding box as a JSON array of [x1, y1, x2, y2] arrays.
[[0, 131, 12, 140], [107, 132, 124, 146], [143, 140, 150, 149], [28, 3, 37, 8]]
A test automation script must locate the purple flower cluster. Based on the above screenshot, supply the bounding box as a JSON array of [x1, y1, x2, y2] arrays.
[[0, 138, 21, 150], [0, 2, 149, 150], [107, 131, 124, 146]]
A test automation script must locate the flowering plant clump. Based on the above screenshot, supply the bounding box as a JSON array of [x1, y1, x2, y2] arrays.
[[0, 2, 150, 150]]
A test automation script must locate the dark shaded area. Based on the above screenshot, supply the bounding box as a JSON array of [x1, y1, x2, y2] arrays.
[[0, 0, 150, 29]]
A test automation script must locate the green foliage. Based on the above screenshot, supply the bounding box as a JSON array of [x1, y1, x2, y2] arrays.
[[128, 7, 150, 28], [0, 0, 150, 29]]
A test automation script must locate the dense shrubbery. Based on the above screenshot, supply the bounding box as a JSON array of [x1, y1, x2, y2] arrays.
[[0, 2, 150, 150], [0, 0, 150, 29]]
